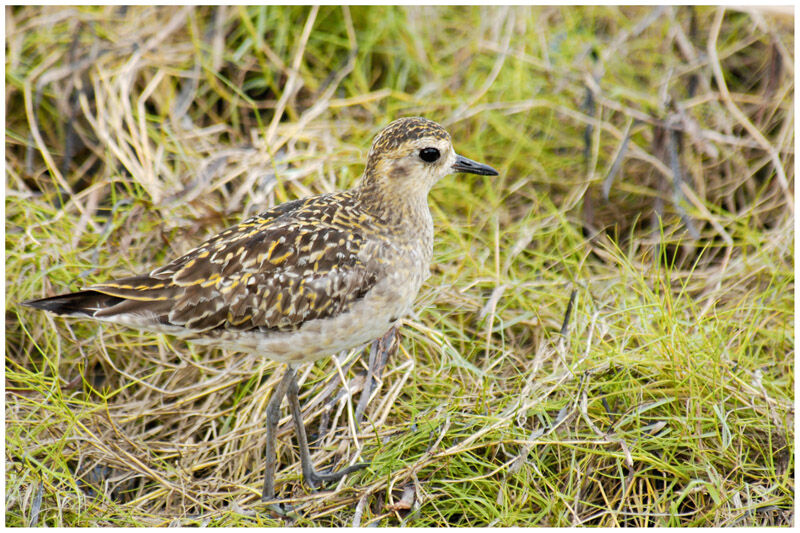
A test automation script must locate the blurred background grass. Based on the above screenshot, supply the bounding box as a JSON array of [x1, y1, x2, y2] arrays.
[[5, 5, 793, 526]]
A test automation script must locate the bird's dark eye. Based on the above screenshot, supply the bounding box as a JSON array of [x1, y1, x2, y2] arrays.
[[419, 147, 440, 163]]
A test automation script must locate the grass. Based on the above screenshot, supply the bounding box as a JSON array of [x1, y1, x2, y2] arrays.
[[6, 5, 794, 527]]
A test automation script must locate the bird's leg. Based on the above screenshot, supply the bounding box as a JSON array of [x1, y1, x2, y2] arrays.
[[286, 370, 369, 489], [355, 326, 399, 426], [261, 365, 295, 501]]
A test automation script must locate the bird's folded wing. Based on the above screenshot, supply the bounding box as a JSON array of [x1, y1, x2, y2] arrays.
[[88, 216, 380, 332]]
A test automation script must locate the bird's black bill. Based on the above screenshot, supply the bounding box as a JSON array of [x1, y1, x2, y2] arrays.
[[452, 154, 499, 176]]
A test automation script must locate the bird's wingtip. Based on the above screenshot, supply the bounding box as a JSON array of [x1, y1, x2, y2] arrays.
[[20, 292, 99, 316], [21, 297, 52, 310]]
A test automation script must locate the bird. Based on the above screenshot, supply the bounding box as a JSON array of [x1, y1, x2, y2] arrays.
[[22, 116, 499, 502]]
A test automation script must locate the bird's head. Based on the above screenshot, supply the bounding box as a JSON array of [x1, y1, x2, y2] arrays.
[[360, 117, 498, 199]]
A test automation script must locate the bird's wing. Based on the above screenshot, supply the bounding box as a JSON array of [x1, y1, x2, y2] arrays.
[[82, 195, 383, 332]]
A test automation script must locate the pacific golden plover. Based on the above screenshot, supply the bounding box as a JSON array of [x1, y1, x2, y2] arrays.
[[23, 116, 499, 501]]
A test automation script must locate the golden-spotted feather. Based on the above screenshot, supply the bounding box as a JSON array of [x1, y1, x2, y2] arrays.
[[86, 192, 382, 333]]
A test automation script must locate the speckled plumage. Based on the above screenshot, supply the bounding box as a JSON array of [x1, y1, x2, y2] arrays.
[[24, 117, 498, 364]]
